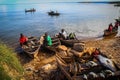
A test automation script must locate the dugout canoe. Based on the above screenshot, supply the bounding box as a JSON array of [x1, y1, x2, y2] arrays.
[[103, 27, 118, 36], [22, 37, 40, 58], [60, 39, 84, 47]]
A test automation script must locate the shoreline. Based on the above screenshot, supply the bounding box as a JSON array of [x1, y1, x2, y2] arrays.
[[84, 36, 120, 67], [19, 35, 120, 80], [0, 33, 114, 80]]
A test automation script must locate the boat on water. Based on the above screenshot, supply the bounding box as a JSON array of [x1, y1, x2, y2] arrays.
[[25, 8, 36, 13], [48, 11, 60, 16], [22, 37, 40, 58], [103, 27, 118, 36]]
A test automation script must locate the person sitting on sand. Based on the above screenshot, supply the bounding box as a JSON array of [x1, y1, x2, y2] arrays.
[[59, 29, 68, 39], [108, 23, 113, 32], [19, 33, 28, 46], [43, 32, 52, 46]]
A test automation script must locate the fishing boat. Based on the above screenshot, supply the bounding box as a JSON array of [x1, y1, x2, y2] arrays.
[[103, 27, 118, 36], [48, 11, 60, 16], [25, 8, 36, 13], [40, 36, 61, 52], [60, 39, 84, 47], [22, 37, 40, 58]]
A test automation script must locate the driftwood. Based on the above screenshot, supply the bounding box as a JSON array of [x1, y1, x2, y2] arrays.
[[56, 49, 120, 80], [56, 57, 72, 80]]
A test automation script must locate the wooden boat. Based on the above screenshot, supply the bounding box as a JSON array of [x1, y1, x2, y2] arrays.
[[22, 37, 40, 58], [48, 11, 60, 16], [56, 55, 120, 80], [60, 39, 84, 47], [25, 8, 36, 13], [103, 27, 118, 36], [40, 36, 61, 52], [56, 53, 74, 63]]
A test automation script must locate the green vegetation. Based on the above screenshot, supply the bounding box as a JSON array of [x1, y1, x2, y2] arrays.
[[0, 42, 24, 80]]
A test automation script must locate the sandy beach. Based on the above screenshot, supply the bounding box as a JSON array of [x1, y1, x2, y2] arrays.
[[18, 36, 120, 80]]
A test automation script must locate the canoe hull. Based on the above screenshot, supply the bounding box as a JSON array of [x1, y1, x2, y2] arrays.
[[22, 46, 40, 58], [48, 12, 60, 16], [103, 28, 118, 36], [25, 9, 36, 13], [22, 37, 40, 58], [60, 39, 83, 47]]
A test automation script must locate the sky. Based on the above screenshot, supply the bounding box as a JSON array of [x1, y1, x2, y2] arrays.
[[0, 0, 119, 4]]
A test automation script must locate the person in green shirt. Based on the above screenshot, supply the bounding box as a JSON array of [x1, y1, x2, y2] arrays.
[[68, 32, 77, 40], [44, 32, 52, 46]]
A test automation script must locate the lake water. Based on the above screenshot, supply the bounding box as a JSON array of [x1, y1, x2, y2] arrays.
[[0, 2, 120, 47]]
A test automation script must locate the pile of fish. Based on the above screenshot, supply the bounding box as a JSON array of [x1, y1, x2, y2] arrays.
[[35, 44, 120, 80], [55, 47, 120, 80], [23, 37, 40, 52]]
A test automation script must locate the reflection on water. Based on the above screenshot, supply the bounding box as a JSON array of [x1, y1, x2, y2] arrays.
[[0, 3, 120, 47]]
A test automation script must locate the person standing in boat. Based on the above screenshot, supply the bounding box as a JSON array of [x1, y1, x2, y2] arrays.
[[43, 32, 52, 46], [108, 23, 113, 32], [59, 29, 68, 39], [19, 33, 28, 46]]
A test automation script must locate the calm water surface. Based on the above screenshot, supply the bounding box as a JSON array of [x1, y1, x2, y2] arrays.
[[0, 2, 120, 47]]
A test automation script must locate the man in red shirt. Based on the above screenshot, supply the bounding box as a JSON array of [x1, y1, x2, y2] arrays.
[[19, 33, 28, 46]]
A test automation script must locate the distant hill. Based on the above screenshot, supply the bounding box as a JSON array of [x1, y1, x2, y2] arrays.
[[78, 1, 120, 4]]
